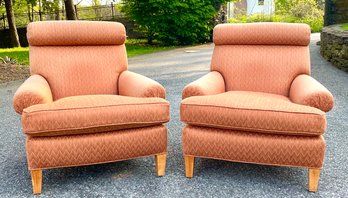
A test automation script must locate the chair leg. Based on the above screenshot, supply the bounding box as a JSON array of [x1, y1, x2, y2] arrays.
[[155, 154, 167, 176], [308, 168, 321, 192], [184, 156, 194, 178], [30, 170, 42, 195]]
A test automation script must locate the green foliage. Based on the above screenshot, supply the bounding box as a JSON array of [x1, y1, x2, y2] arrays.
[[228, 14, 323, 32], [229, 0, 324, 33], [120, 0, 227, 45], [275, 0, 323, 20]]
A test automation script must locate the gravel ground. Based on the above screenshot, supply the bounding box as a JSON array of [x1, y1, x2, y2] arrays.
[[0, 63, 29, 84], [0, 33, 347, 197]]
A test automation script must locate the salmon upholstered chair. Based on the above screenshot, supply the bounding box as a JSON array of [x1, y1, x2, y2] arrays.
[[180, 23, 334, 192], [13, 21, 170, 194]]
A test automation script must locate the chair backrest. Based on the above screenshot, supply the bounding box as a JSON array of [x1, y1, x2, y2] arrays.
[[211, 23, 311, 96], [27, 21, 128, 100]]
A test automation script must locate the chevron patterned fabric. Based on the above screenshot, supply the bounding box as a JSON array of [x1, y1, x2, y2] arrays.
[[13, 21, 170, 173], [183, 125, 325, 168], [181, 23, 333, 171], [27, 125, 168, 170]]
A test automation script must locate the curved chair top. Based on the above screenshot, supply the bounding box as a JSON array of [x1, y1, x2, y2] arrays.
[[213, 22, 310, 46], [27, 21, 126, 46]]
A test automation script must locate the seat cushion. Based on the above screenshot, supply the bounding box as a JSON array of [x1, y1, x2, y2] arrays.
[[181, 91, 326, 136], [22, 95, 170, 136]]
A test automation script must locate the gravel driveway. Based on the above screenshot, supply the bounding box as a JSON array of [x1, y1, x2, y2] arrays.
[[0, 33, 347, 197]]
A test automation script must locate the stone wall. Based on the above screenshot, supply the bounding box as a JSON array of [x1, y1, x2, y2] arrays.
[[320, 25, 348, 72], [325, 0, 348, 26]]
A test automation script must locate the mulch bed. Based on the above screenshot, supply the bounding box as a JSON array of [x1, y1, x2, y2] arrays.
[[0, 63, 30, 84]]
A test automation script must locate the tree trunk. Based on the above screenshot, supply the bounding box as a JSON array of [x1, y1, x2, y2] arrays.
[[54, 0, 60, 20], [27, 3, 32, 22], [64, 0, 77, 20], [4, 0, 20, 47], [38, 0, 42, 21]]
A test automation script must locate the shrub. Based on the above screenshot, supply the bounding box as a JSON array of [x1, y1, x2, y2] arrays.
[[229, 0, 323, 32], [120, 0, 226, 45], [228, 14, 323, 32]]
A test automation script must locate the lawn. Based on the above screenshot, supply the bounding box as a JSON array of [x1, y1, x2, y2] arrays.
[[341, 23, 348, 31], [0, 48, 29, 65], [0, 39, 175, 65]]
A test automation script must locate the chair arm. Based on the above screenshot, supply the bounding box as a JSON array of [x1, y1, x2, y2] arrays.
[[182, 71, 225, 99], [118, 71, 166, 99], [289, 74, 334, 112], [13, 74, 53, 114]]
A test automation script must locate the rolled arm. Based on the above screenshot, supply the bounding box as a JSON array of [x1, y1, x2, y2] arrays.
[[118, 71, 166, 98], [289, 74, 334, 112], [182, 71, 225, 99], [13, 74, 53, 114]]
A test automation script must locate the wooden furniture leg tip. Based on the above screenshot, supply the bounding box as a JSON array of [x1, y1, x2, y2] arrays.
[[30, 170, 42, 195], [308, 168, 321, 192], [184, 156, 194, 178], [155, 154, 167, 177]]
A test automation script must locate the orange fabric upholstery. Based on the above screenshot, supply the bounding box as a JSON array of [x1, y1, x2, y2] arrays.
[[212, 23, 311, 96], [22, 95, 169, 136], [181, 91, 326, 136], [211, 45, 310, 96], [27, 21, 126, 46], [119, 71, 166, 99], [30, 45, 128, 100], [290, 74, 334, 112], [13, 21, 170, 179], [181, 23, 334, 175], [213, 23, 310, 46], [27, 125, 167, 170], [182, 71, 225, 99], [28, 21, 128, 100], [13, 75, 52, 114], [183, 126, 325, 168]]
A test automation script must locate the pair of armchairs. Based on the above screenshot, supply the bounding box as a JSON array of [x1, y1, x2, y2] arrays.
[[13, 21, 333, 194]]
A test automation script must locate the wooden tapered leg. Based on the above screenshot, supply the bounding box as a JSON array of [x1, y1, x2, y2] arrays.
[[184, 156, 194, 178], [155, 154, 167, 176], [30, 170, 42, 195], [308, 168, 321, 192]]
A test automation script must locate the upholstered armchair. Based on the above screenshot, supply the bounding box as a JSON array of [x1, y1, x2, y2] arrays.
[[13, 21, 170, 194], [181, 23, 334, 192]]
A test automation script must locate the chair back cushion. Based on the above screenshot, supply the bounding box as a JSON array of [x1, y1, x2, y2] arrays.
[[212, 23, 311, 96], [27, 21, 128, 100]]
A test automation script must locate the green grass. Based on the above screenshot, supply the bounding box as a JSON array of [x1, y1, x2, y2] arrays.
[[0, 39, 175, 65], [341, 23, 348, 31], [126, 39, 175, 57], [0, 47, 29, 65]]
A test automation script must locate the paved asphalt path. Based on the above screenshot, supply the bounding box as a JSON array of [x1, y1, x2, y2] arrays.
[[0, 33, 347, 197]]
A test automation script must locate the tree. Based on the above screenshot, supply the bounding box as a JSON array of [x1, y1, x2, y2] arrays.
[[41, 0, 60, 20], [4, 0, 21, 47], [64, 0, 76, 20], [121, 0, 227, 45]]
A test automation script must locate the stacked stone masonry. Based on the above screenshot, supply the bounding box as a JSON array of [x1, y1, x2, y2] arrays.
[[321, 25, 348, 72]]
